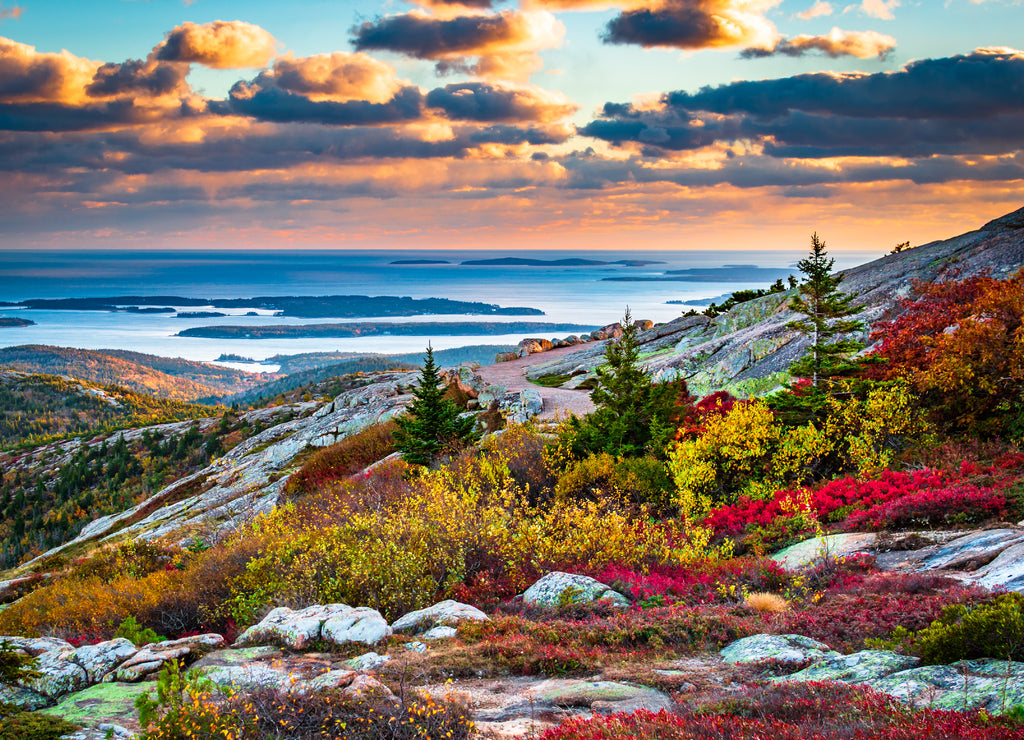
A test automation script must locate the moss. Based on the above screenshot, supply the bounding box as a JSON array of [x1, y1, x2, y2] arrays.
[[533, 374, 572, 388]]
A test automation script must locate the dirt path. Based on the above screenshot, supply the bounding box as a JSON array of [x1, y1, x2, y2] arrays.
[[475, 345, 595, 421]]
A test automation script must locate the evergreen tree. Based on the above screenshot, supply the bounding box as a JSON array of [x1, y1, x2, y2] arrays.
[[787, 233, 864, 387], [394, 345, 478, 466], [572, 308, 689, 458]]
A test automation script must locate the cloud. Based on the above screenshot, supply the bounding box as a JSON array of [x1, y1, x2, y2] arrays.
[[850, 0, 898, 19], [0, 37, 100, 105], [87, 59, 190, 98], [797, 1, 833, 19], [351, 9, 564, 81], [251, 52, 403, 103], [741, 28, 896, 59], [0, 3, 22, 22], [425, 81, 577, 122], [154, 20, 278, 69], [219, 81, 425, 126], [602, 0, 779, 50], [579, 48, 1024, 158]]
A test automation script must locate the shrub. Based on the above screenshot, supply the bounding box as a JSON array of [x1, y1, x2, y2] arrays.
[[554, 453, 674, 514], [136, 658, 472, 740], [541, 682, 1024, 739], [283, 420, 398, 496], [915, 593, 1024, 664], [0, 710, 80, 740], [115, 615, 165, 646], [228, 453, 725, 623]]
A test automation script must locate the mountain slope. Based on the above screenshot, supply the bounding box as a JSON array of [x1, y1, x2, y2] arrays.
[[0, 346, 273, 401], [525, 206, 1024, 395]]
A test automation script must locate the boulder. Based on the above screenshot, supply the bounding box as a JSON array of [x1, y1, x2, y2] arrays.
[[720, 634, 838, 666], [917, 529, 1024, 572], [495, 352, 519, 363], [771, 533, 876, 571], [517, 338, 554, 357], [25, 649, 89, 699], [423, 626, 458, 640], [524, 678, 671, 713], [68, 638, 137, 683], [778, 649, 919, 685], [114, 645, 192, 682], [391, 599, 490, 635], [521, 572, 629, 607], [0, 683, 49, 710], [235, 603, 357, 649], [346, 651, 391, 672], [633, 319, 655, 331], [321, 606, 392, 646]]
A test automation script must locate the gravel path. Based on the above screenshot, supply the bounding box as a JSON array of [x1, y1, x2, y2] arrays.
[[475, 345, 595, 420]]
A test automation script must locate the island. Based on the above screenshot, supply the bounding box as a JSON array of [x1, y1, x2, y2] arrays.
[[10, 295, 544, 318], [604, 265, 793, 282], [178, 321, 597, 339], [0, 317, 34, 327], [461, 257, 665, 267], [176, 311, 227, 319], [216, 353, 257, 363], [124, 306, 175, 313]]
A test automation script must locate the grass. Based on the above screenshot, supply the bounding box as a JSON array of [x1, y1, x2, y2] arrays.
[[533, 374, 573, 388]]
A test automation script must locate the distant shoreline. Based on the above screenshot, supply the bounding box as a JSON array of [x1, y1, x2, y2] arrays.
[[179, 321, 598, 339], [3, 294, 544, 318]]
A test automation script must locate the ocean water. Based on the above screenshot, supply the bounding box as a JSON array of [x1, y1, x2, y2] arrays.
[[0, 249, 879, 366]]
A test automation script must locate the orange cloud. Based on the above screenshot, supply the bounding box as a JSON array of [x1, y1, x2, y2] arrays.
[[0, 3, 23, 22], [264, 52, 403, 103], [0, 36, 100, 104], [527, 0, 781, 51], [743, 27, 896, 59], [351, 9, 565, 81], [154, 20, 278, 69]]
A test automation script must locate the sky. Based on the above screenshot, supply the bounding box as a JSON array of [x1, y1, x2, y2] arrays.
[[0, 0, 1022, 254]]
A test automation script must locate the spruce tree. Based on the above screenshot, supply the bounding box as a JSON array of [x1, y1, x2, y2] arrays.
[[788, 233, 864, 387], [574, 308, 686, 457], [394, 345, 478, 466]]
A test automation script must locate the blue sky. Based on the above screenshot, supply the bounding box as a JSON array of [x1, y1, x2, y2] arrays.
[[1, 0, 1023, 252]]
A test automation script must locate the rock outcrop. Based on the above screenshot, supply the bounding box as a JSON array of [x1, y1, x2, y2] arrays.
[[722, 633, 1024, 714], [234, 604, 392, 649], [521, 572, 629, 607], [524, 208, 1024, 396]]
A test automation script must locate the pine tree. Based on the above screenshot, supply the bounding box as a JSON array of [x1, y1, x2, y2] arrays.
[[788, 233, 864, 387], [394, 345, 478, 466], [574, 308, 688, 457]]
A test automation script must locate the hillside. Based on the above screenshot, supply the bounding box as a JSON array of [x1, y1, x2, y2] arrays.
[[3, 209, 1024, 739], [0, 345, 273, 402], [523, 206, 1024, 396], [0, 370, 221, 449]]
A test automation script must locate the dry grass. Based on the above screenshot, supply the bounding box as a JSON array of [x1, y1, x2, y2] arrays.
[[744, 592, 789, 613]]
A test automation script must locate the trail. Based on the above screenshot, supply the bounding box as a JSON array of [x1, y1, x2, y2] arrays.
[[475, 344, 595, 421]]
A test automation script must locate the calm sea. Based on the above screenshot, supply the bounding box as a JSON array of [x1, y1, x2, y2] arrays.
[[0, 249, 878, 367]]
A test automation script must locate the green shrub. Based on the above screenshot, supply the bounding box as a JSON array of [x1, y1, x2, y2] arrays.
[[0, 640, 39, 684], [115, 615, 165, 646], [916, 593, 1024, 664], [0, 706, 79, 740]]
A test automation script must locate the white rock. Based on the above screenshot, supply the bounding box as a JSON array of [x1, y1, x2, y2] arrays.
[[322, 606, 392, 646], [391, 599, 490, 634]]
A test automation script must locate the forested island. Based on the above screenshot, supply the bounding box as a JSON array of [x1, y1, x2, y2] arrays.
[[0, 317, 33, 327], [178, 321, 596, 339], [7, 295, 544, 317]]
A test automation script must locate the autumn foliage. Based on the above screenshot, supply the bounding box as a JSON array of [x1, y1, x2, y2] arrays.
[[868, 269, 1024, 436]]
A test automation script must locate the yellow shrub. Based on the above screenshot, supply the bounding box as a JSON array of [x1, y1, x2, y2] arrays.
[[744, 591, 789, 613]]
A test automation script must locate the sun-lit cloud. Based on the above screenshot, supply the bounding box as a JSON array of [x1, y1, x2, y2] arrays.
[[848, 0, 899, 19], [0, 37, 100, 105], [797, 1, 833, 19], [247, 52, 404, 103], [742, 28, 896, 59], [0, 3, 23, 22], [351, 9, 565, 81], [154, 20, 278, 69]]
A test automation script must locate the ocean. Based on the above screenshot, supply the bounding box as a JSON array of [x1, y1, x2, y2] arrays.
[[0, 248, 879, 368]]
